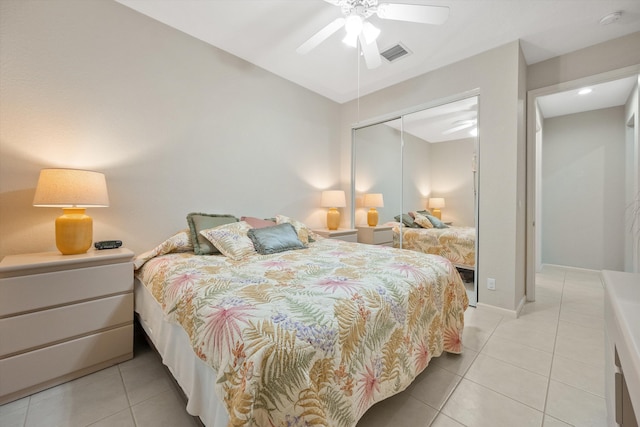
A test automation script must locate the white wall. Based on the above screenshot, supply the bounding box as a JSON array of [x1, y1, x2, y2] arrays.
[[402, 133, 431, 217], [542, 107, 626, 270], [353, 123, 475, 228], [624, 78, 640, 272], [353, 123, 403, 225], [0, 0, 341, 258], [427, 138, 476, 227]]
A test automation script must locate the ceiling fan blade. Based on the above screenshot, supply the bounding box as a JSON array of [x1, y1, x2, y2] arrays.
[[376, 3, 449, 25], [442, 122, 474, 135], [358, 33, 381, 69], [296, 17, 345, 55]]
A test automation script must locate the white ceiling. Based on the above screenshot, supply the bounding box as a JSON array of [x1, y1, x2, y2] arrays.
[[537, 75, 638, 119], [384, 96, 478, 142], [115, 0, 640, 104]]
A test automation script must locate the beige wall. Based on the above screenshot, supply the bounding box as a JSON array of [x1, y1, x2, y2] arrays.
[[542, 107, 627, 270], [0, 0, 341, 257], [527, 32, 640, 91]]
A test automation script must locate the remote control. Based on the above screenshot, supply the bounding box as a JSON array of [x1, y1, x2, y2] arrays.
[[94, 240, 123, 250]]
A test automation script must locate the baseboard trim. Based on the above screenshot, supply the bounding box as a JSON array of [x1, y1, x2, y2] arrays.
[[475, 296, 527, 319], [541, 263, 602, 274]]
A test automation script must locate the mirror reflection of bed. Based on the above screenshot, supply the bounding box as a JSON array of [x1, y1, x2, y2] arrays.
[[352, 95, 479, 306]]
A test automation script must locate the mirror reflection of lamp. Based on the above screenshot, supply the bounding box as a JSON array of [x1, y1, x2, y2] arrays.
[[363, 193, 384, 227], [321, 190, 346, 230], [428, 197, 445, 220], [33, 168, 109, 255]]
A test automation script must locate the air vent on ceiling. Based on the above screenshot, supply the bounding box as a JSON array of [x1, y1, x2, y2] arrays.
[[380, 43, 411, 63]]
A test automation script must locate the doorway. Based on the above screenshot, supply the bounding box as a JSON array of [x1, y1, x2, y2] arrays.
[[526, 69, 640, 300]]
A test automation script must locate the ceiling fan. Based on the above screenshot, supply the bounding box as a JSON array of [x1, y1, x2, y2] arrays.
[[442, 118, 477, 135], [296, 0, 450, 69]]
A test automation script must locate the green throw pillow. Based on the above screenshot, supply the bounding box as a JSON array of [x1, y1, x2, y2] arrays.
[[426, 214, 449, 229], [248, 223, 306, 255], [187, 212, 238, 255]]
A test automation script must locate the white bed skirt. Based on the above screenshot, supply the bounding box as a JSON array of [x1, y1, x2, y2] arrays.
[[134, 279, 230, 426]]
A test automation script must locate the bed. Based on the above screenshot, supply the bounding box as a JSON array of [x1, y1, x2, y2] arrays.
[[392, 223, 476, 270], [134, 219, 469, 427]]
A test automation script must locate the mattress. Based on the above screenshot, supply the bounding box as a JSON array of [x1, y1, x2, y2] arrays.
[[135, 277, 229, 426], [393, 224, 476, 269]]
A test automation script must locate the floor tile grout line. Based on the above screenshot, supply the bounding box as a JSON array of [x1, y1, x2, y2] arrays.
[[459, 375, 547, 416], [472, 351, 552, 381], [540, 269, 566, 421]]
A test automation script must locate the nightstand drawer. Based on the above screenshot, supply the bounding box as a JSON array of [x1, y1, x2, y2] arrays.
[[0, 263, 133, 317], [0, 293, 133, 357], [339, 234, 358, 243], [0, 324, 133, 399], [372, 230, 393, 245]]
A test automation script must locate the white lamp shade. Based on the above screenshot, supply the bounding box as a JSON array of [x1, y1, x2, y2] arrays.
[[33, 169, 110, 207], [428, 197, 445, 209], [363, 193, 384, 208], [321, 190, 346, 208]]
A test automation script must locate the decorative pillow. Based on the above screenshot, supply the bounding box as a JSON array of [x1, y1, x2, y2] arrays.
[[413, 212, 434, 229], [133, 229, 193, 270], [241, 216, 277, 229], [199, 221, 256, 260], [416, 209, 432, 217], [187, 213, 238, 255], [247, 223, 305, 255], [426, 214, 449, 229], [275, 215, 315, 244], [394, 213, 421, 228]]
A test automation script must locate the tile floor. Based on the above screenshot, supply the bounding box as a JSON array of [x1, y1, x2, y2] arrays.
[[0, 265, 607, 427]]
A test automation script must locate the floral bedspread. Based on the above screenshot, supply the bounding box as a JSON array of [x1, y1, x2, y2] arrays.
[[393, 224, 476, 269], [135, 238, 468, 427]]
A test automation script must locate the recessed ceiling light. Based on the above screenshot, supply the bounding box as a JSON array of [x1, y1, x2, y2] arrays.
[[599, 11, 622, 25], [578, 87, 592, 95]]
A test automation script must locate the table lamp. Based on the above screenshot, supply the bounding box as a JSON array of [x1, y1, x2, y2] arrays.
[[33, 168, 110, 255], [428, 197, 445, 220], [321, 190, 346, 230], [363, 193, 384, 226]]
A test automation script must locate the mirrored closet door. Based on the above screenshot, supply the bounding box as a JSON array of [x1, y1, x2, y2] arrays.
[[352, 95, 479, 306]]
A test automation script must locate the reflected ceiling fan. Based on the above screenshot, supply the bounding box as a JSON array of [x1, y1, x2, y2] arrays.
[[297, 0, 450, 69], [442, 119, 477, 135]]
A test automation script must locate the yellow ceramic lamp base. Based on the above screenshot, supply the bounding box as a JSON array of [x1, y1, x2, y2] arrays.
[[56, 208, 93, 255], [326, 207, 340, 230], [367, 208, 379, 227], [432, 209, 442, 220]]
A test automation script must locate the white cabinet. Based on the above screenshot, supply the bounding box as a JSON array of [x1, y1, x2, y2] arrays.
[[603, 270, 639, 427], [0, 248, 134, 404], [357, 225, 393, 246]]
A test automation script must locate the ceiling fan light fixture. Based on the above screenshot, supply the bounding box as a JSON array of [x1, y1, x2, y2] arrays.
[[342, 32, 358, 48], [469, 128, 478, 137], [362, 21, 380, 44], [345, 14, 364, 36]]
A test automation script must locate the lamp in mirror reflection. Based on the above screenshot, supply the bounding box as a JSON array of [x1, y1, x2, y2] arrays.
[[33, 168, 109, 255], [321, 190, 346, 230], [428, 197, 445, 220], [364, 193, 384, 227]]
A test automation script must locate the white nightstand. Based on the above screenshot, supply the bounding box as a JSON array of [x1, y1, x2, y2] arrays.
[[313, 229, 358, 242], [357, 225, 394, 246], [0, 248, 134, 404]]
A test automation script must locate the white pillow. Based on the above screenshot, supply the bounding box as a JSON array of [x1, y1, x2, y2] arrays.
[[199, 221, 256, 260]]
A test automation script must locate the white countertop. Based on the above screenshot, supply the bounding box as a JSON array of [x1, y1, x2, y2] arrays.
[[603, 270, 640, 415]]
